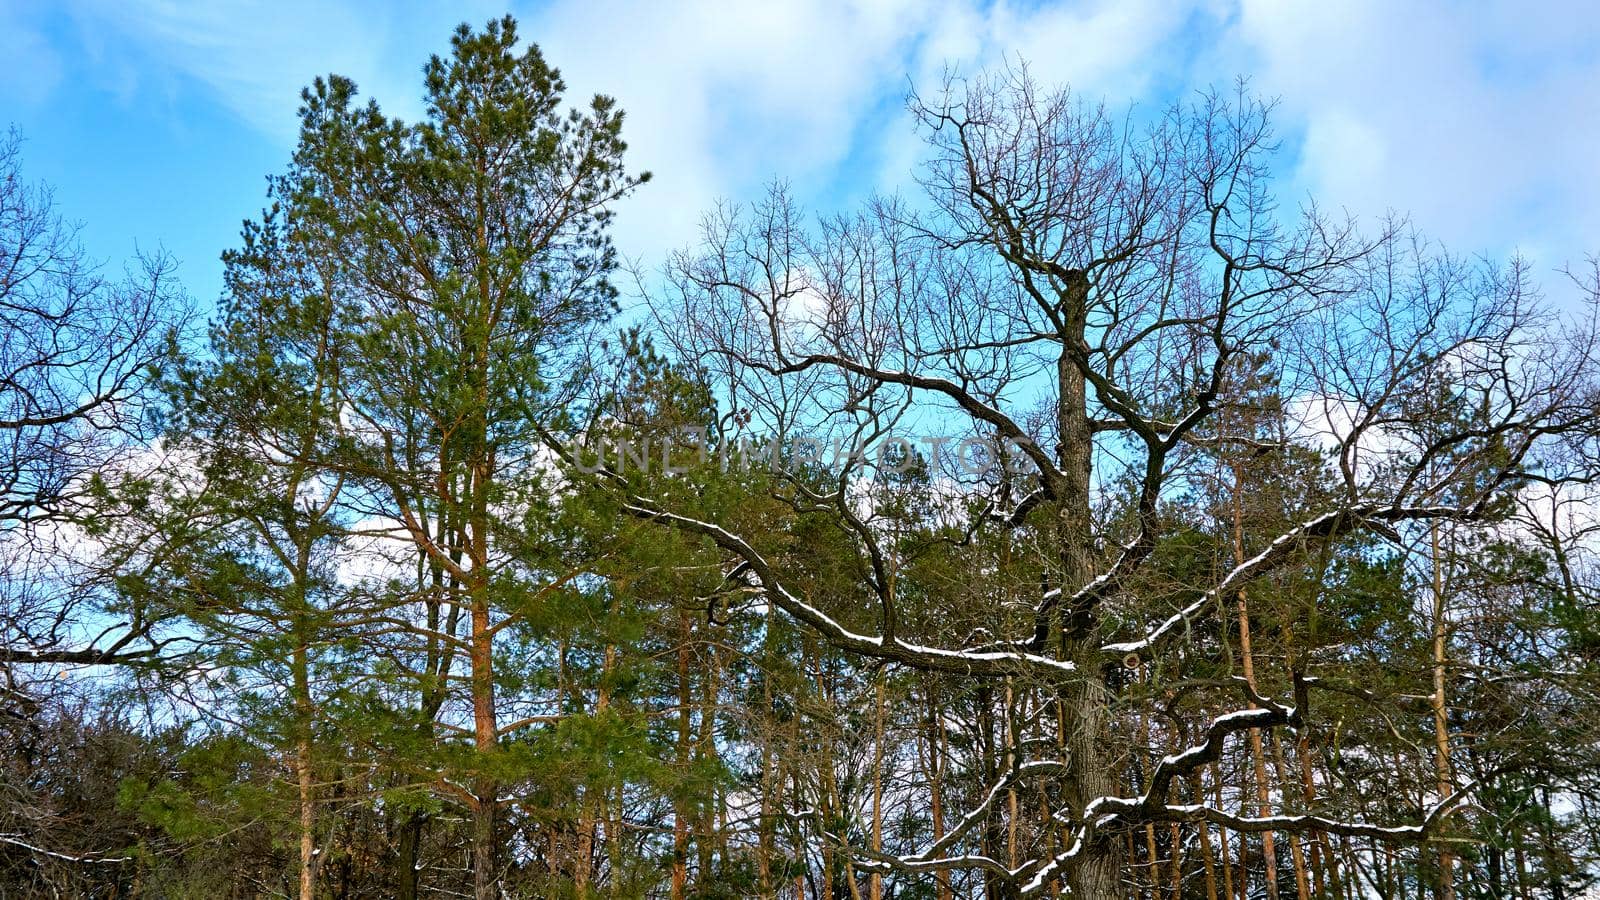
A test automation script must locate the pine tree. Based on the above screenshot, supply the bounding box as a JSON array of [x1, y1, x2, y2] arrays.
[[224, 17, 645, 898]]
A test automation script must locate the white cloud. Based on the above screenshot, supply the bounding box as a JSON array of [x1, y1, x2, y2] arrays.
[[525, 0, 933, 263], [37, 0, 1600, 285], [59, 0, 472, 138], [1207, 0, 1600, 280]]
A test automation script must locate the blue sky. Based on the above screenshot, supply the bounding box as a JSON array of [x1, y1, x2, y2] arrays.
[[3, 0, 1598, 311]]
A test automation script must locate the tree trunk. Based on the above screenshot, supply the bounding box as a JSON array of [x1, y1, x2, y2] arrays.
[[1232, 469, 1279, 900], [1514, 835, 1531, 900], [1429, 524, 1456, 900], [1139, 703, 1160, 898], [1298, 732, 1329, 896], [470, 580, 498, 900], [1006, 681, 1020, 874], [1215, 764, 1236, 900], [870, 674, 885, 900], [1271, 738, 1310, 900], [1055, 271, 1121, 897], [929, 688, 952, 900], [293, 638, 316, 900], [1197, 771, 1220, 900], [757, 637, 776, 899], [672, 612, 692, 900], [698, 636, 721, 881], [1540, 785, 1565, 900], [396, 812, 425, 900]]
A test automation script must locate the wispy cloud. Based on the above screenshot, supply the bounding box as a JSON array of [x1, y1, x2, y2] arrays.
[[1210, 0, 1600, 277], [24, 0, 1600, 280], [59, 0, 469, 138], [0, 4, 64, 107]]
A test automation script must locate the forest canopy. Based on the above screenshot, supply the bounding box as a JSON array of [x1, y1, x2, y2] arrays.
[[3, 14, 1600, 900]]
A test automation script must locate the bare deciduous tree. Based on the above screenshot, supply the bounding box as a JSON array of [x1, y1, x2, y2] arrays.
[[624, 70, 1600, 896], [0, 129, 186, 670]]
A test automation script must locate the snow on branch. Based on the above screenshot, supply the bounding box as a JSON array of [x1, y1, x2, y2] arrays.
[[621, 499, 1078, 680], [1102, 503, 1467, 663], [0, 834, 133, 865]]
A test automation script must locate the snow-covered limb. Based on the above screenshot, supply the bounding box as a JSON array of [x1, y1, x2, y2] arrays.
[[535, 421, 1082, 678], [964, 539, 1141, 657], [1147, 778, 1476, 840], [1019, 780, 1478, 895], [844, 682, 1301, 893], [1138, 678, 1303, 813], [984, 485, 1047, 528], [1031, 541, 1138, 651], [846, 844, 1022, 880], [1102, 503, 1468, 664], [0, 642, 159, 666], [1017, 826, 1088, 894], [794, 807, 1026, 881], [862, 759, 1067, 872], [620, 500, 1079, 680], [986, 501, 1473, 664], [1015, 681, 1304, 893], [0, 834, 132, 865]]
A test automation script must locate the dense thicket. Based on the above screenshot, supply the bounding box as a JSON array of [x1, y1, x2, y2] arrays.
[[4, 17, 1600, 900]]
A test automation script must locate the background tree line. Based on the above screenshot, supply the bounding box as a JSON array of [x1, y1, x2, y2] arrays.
[[3, 15, 1600, 900]]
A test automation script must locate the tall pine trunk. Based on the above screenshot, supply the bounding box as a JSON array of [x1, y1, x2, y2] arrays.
[[672, 612, 692, 900], [469, 460, 499, 900], [470, 587, 498, 900], [928, 687, 952, 900], [870, 674, 885, 900], [1430, 524, 1457, 900], [293, 636, 316, 900], [1232, 463, 1280, 900]]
